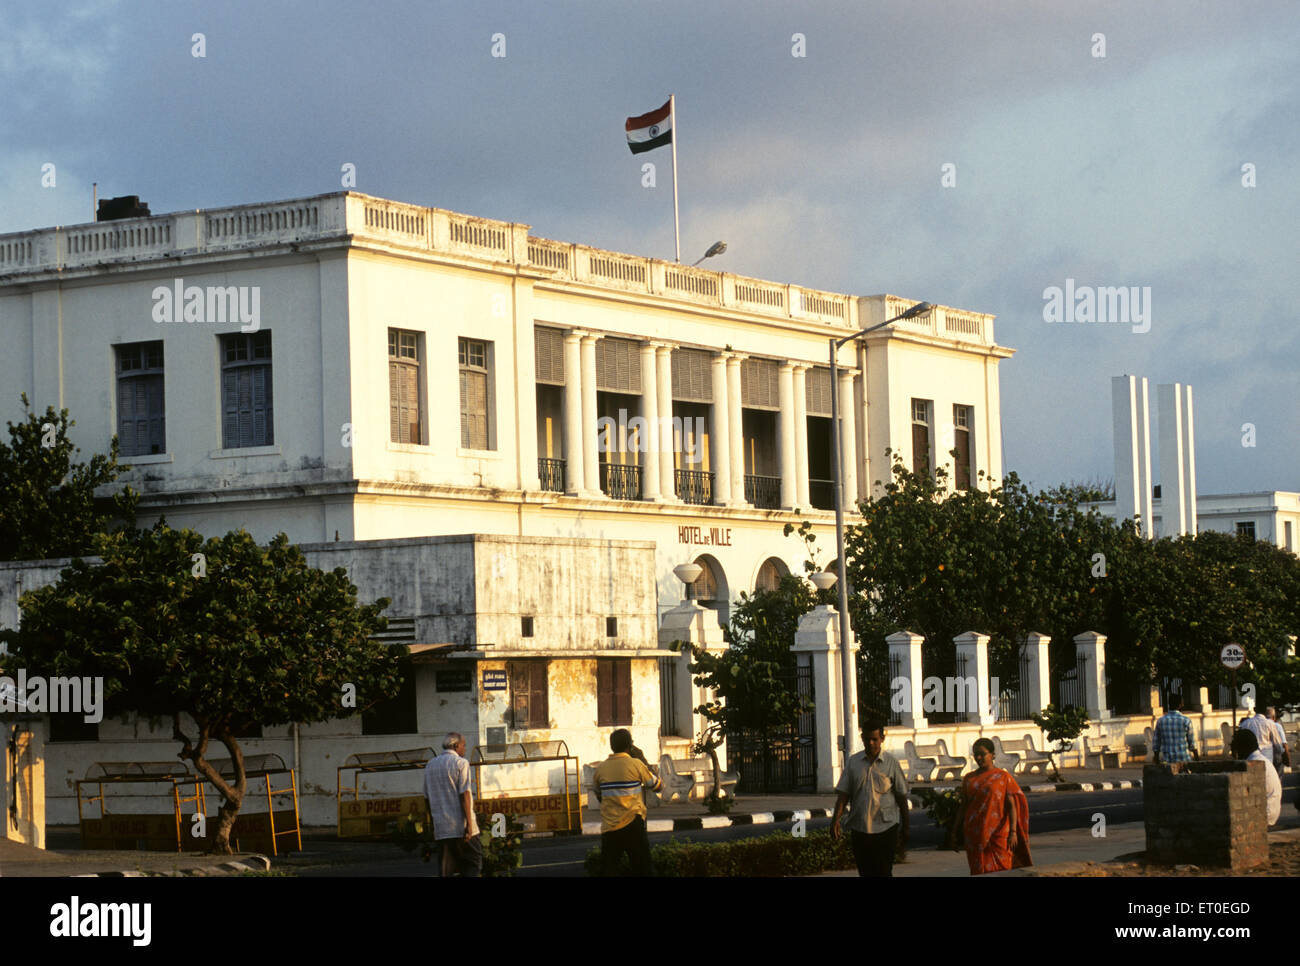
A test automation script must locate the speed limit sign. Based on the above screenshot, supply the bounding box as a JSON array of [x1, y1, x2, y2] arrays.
[[1221, 643, 1246, 669]]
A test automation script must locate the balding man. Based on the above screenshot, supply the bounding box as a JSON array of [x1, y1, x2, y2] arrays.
[[424, 732, 482, 877]]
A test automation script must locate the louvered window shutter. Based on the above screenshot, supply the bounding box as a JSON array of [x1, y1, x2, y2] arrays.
[[221, 369, 239, 448], [912, 423, 930, 475], [461, 369, 488, 449], [534, 327, 565, 385], [389, 362, 402, 441], [596, 337, 641, 393], [597, 662, 612, 726], [741, 359, 779, 410], [147, 376, 166, 454], [671, 349, 712, 402], [403, 364, 419, 443], [614, 660, 631, 725], [805, 367, 832, 416]]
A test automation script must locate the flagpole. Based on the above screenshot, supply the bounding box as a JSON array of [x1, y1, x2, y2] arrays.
[[670, 93, 680, 263]]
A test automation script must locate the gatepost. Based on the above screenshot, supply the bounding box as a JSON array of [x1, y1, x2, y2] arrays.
[[1074, 631, 1110, 722], [793, 604, 857, 792], [953, 631, 995, 725], [659, 597, 728, 766], [1021, 633, 1051, 718], [887, 631, 926, 730]]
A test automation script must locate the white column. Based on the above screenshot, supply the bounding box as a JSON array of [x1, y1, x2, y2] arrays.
[[1022, 633, 1051, 717], [659, 598, 728, 765], [778, 363, 797, 509], [638, 343, 661, 501], [887, 631, 927, 730], [726, 354, 747, 506], [1073, 631, 1109, 721], [953, 631, 995, 726], [656, 344, 678, 500], [1158, 383, 1189, 538], [1182, 384, 1197, 535], [1112, 375, 1154, 538], [580, 334, 602, 496], [710, 353, 731, 506], [563, 331, 586, 496], [838, 368, 858, 506], [792, 365, 810, 509]]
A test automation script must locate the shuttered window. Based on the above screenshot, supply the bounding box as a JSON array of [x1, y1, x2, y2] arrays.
[[953, 404, 972, 490], [115, 341, 165, 456], [597, 660, 633, 727], [671, 348, 712, 402], [911, 398, 931, 476], [388, 329, 421, 444], [535, 326, 565, 385], [741, 358, 779, 410], [805, 367, 832, 416], [459, 337, 491, 450], [220, 333, 274, 448], [595, 336, 641, 393], [508, 661, 549, 729]]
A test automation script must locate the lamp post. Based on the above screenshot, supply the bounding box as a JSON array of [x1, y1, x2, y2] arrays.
[[828, 300, 934, 766]]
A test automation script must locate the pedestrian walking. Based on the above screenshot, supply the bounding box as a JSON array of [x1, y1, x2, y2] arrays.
[[593, 728, 662, 876], [423, 732, 482, 877], [1265, 707, 1289, 770], [1152, 693, 1198, 765], [951, 737, 1032, 875], [830, 718, 909, 877], [1240, 698, 1275, 764]]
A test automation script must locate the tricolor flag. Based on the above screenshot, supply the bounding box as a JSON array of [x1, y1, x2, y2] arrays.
[[625, 99, 673, 154]]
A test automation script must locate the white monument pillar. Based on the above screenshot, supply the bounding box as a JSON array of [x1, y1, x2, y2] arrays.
[[794, 604, 860, 791], [1022, 633, 1051, 717], [1073, 631, 1109, 721], [1112, 375, 1154, 538], [886, 630, 927, 730], [954, 631, 995, 726], [778, 363, 797, 509]]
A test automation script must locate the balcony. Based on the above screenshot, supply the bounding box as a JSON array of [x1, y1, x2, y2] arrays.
[[744, 475, 782, 510], [675, 469, 713, 506], [538, 457, 565, 492], [809, 479, 835, 511], [600, 462, 642, 501]]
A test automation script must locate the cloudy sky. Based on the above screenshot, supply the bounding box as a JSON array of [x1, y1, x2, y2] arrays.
[[3, 0, 1296, 494]]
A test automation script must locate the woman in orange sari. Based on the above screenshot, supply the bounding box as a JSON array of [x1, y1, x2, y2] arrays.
[[952, 738, 1032, 875]]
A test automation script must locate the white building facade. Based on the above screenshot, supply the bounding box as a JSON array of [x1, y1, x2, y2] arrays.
[[0, 191, 1013, 619]]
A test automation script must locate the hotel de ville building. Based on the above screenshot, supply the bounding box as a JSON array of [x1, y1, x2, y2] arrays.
[[0, 192, 1013, 820]]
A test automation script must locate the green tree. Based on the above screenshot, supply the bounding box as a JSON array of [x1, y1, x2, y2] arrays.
[[1, 525, 404, 853], [1030, 704, 1090, 781], [683, 572, 822, 798], [0, 394, 137, 561]]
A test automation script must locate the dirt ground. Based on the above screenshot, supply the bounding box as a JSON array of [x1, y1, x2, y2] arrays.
[[1037, 839, 1300, 876]]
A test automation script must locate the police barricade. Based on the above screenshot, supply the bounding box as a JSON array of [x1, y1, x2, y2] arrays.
[[76, 754, 301, 855], [336, 748, 436, 839], [470, 740, 581, 834]]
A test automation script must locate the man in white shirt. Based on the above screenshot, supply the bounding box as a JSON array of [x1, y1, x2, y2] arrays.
[[1265, 707, 1289, 770], [1240, 697, 1275, 763], [1231, 729, 1281, 827], [424, 732, 482, 876]]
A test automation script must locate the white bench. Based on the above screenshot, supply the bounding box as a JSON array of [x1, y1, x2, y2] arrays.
[[992, 735, 1053, 774], [1082, 733, 1121, 769], [657, 755, 738, 802]]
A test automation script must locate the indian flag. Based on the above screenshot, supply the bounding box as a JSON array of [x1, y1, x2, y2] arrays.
[[625, 99, 672, 154]]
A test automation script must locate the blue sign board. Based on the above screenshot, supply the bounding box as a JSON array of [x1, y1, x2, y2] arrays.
[[482, 670, 508, 691]]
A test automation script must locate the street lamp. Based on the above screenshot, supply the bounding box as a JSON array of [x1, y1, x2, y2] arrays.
[[692, 241, 727, 267], [828, 300, 934, 764]]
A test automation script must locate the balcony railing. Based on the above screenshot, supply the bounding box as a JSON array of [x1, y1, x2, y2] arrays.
[[538, 457, 565, 492], [744, 474, 782, 509], [675, 469, 713, 506], [600, 461, 642, 501], [809, 479, 835, 511]]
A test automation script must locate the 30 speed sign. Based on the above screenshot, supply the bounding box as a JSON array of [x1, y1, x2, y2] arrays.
[[1220, 643, 1246, 669]]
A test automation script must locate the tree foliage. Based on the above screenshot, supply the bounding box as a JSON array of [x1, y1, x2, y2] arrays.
[[1, 525, 404, 852], [0, 394, 137, 561], [1030, 704, 1091, 781]]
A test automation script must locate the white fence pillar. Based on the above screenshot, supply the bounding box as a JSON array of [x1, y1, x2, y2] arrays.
[[886, 631, 927, 730], [658, 599, 728, 762], [953, 631, 995, 725], [794, 605, 858, 792], [1022, 633, 1051, 717], [1073, 630, 1110, 721]]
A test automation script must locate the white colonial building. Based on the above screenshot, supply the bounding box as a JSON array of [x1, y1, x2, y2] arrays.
[[0, 192, 1015, 820], [0, 191, 1012, 618]]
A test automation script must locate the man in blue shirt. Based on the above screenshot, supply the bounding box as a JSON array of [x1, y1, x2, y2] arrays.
[[1152, 694, 1198, 765]]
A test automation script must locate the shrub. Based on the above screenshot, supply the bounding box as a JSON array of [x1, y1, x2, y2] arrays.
[[585, 828, 855, 877]]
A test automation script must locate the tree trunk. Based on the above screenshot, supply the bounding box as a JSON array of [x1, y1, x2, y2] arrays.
[[209, 732, 248, 855], [705, 743, 722, 798]]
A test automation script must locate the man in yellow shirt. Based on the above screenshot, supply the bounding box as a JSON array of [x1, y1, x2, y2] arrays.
[[593, 728, 663, 876]]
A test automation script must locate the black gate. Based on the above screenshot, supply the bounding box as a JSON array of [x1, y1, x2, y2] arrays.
[[731, 664, 817, 793]]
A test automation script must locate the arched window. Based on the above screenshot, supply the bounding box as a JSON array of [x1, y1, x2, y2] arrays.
[[691, 557, 719, 602], [755, 557, 788, 593]]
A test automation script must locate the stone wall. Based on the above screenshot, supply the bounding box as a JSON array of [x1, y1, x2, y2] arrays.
[[1143, 761, 1268, 870]]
